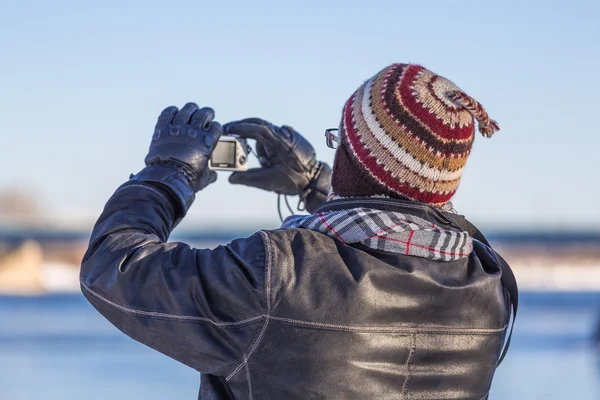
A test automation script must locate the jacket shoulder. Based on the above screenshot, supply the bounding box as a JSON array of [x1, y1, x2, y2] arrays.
[[220, 231, 269, 302]]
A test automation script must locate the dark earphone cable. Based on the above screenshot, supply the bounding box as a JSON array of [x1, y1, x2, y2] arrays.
[[277, 194, 284, 222], [277, 194, 296, 223], [284, 195, 294, 215]]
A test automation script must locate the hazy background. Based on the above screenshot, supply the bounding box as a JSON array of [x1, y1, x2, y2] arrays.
[[1, 0, 598, 230], [1, 1, 600, 399]]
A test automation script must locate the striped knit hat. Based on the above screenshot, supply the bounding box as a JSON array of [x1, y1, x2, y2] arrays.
[[331, 63, 499, 207]]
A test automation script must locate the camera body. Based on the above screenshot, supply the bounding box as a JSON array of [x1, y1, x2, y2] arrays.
[[208, 135, 250, 172]]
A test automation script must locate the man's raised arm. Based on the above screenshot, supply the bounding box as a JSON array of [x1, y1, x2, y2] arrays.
[[80, 104, 267, 377]]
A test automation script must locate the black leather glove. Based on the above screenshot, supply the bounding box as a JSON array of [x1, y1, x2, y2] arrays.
[[224, 118, 331, 213], [131, 103, 222, 214]]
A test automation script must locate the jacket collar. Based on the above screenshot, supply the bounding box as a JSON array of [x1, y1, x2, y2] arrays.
[[315, 197, 457, 228]]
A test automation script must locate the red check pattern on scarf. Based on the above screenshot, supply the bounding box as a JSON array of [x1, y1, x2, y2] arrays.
[[282, 207, 473, 262]]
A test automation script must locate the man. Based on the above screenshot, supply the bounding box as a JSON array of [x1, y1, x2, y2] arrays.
[[81, 63, 516, 399]]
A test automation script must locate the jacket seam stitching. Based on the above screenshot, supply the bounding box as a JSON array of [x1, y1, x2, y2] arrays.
[[244, 358, 253, 400], [268, 316, 507, 334], [402, 333, 416, 399], [80, 281, 264, 327], [262, 231, 272, 314], [226, 231, 273, 382]]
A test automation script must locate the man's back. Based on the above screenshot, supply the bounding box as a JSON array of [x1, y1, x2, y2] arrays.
[[216, 226, 507, 399]]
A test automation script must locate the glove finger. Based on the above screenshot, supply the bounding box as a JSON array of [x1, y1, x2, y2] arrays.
[[208, 170, 217, 184], [225, 121, 285, 162], [225, 121, 277, 143], [155, 106, 178, 132], [173, 102, 200, 125], [223, 118, 270, 131], [203, 121, 223, 151], [255, 141, 274, 166], [190, 107, 216, 130], [229, 168, 278, 191], [209, 121, 223, 141], [228, 118, 272, 126]]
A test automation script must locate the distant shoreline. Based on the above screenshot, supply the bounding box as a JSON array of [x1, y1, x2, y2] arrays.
[[1, 229, 600, 295]]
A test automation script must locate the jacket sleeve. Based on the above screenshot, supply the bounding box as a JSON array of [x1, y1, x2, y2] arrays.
[[80, 180, 268, 376]]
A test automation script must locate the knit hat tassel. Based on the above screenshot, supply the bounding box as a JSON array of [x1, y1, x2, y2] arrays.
[[447, 90, 500, 138]]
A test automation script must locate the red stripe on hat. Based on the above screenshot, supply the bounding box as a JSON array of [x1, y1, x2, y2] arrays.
[[343, 94, 454, 205], [397, 65, 474, 141]]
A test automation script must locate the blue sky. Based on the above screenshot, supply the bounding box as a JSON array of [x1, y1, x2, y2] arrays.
[[1, 0, 598, 231]]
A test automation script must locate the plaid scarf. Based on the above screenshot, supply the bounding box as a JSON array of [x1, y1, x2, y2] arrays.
[[282, 207, 472, 262]]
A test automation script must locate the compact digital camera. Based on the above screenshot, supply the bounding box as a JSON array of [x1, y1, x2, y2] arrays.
[[208, 135, 250, 172]]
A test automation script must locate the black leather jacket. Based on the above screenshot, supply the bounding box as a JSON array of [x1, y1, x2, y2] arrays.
[[80, 181, 511, 399]]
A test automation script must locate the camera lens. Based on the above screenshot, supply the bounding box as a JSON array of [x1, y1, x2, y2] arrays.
[[239, 155, 246, 165]]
